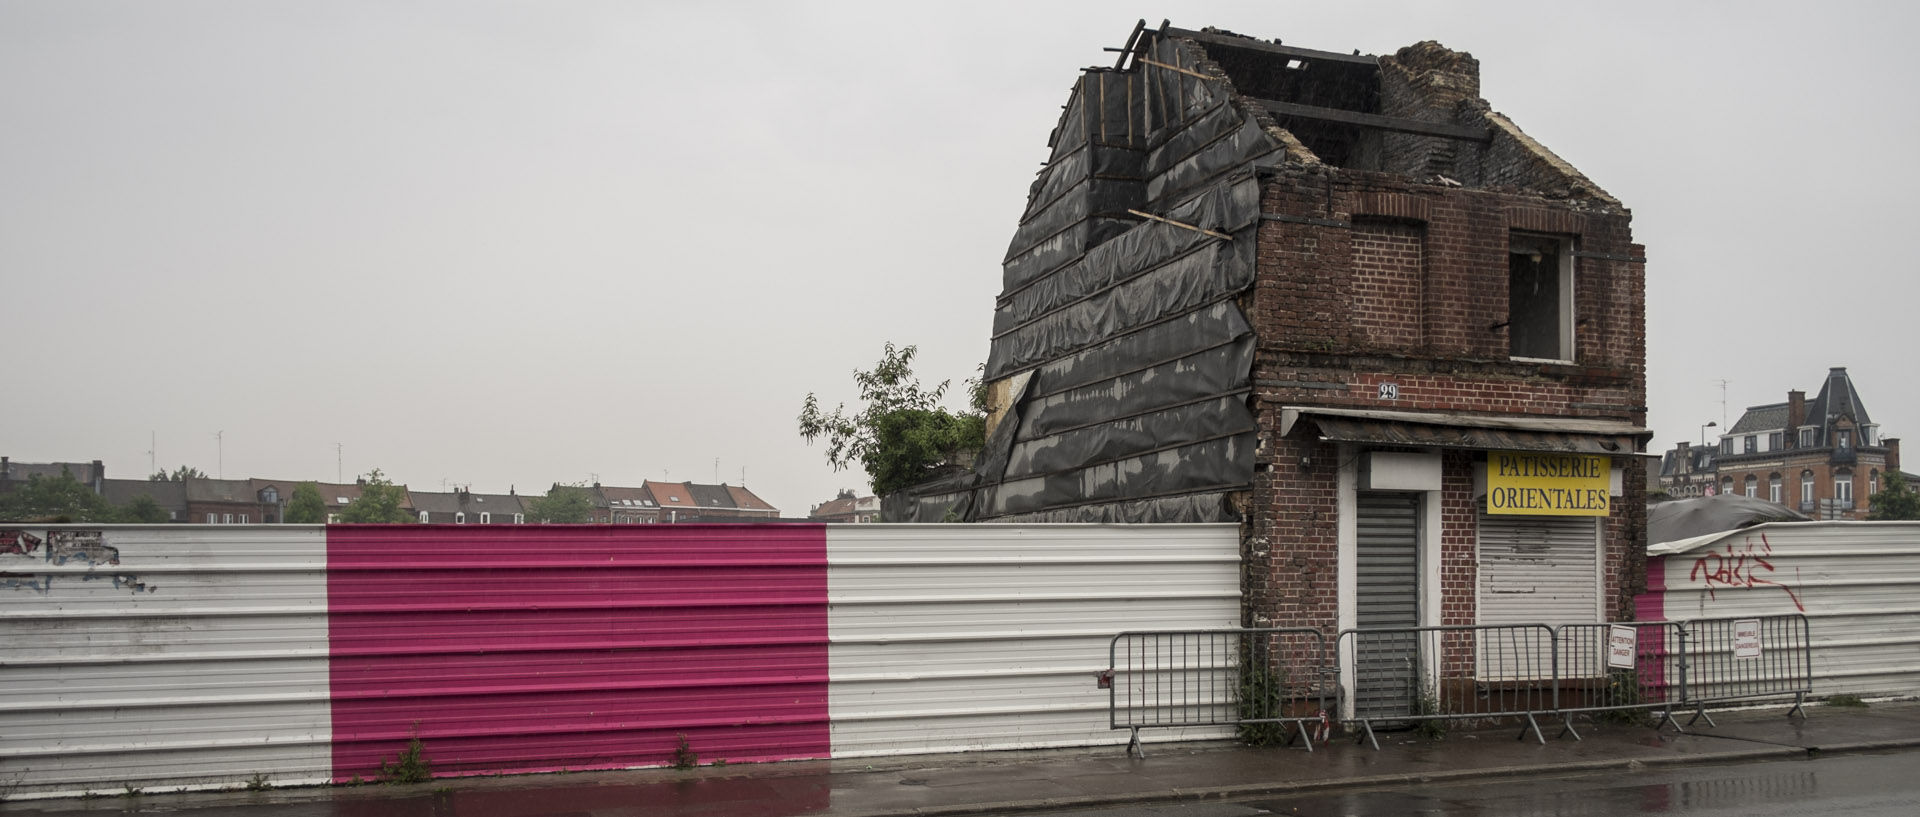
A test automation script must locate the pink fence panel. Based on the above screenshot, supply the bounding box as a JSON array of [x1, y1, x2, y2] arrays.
[[326, 524, 829, 781]]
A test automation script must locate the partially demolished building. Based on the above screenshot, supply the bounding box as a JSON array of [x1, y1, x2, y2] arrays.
[[897, 21, 1650, 634]]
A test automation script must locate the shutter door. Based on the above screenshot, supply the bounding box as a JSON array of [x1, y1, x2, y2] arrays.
[[1353, 493, 1420, 719], [1477, 510, 1601, 626], [1476, 509, 1599, 680]]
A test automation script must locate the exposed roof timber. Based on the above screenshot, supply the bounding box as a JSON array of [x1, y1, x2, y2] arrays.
[[1107, 18, 1148, 70], [1256, 99, 1493, 142], [1162, 27, 1379, 67]]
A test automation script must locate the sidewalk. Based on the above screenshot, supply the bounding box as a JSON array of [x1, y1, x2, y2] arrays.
[[7, 702, 1919, 817]]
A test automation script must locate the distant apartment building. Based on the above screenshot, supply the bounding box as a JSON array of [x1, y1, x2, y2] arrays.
[[810, 489, 880, 523], [1704, 367, 1901, 520]]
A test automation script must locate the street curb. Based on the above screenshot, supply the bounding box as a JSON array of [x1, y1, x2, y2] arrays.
[[830, 746, 1829, 817], [1808, 738, 1920, 754]]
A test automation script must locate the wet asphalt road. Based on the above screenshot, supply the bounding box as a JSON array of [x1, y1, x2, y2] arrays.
[[1030, 750, 1920, 817], [4, 748, 1915, 817]]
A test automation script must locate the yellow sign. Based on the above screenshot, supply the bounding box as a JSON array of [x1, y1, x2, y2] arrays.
[[1486, 451, 1611, 516]]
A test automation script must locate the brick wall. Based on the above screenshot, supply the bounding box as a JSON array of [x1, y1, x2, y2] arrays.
[[1350, 219, 1426, 352], [1241, 436, 1341, 633], [1716, 452, 1892, 519], [1244, 162, 1647, 628], [186, 501, 267, 524], [1439, 451, 1478, 626]]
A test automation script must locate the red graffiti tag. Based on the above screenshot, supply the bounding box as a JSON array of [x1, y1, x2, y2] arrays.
[[1688, 533, 1804, 612]]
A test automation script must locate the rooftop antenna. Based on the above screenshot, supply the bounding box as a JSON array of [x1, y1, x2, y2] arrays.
[[214, 430, 224, 479], [1714, 379, 1733, 425], [714, 458, 720, 484], [147, 431, 155, 477], [335, 443, 344, 484], [740, 466, 746, 486]]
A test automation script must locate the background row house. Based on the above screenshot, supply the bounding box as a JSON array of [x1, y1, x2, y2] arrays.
[[0, 461, 780, 524]]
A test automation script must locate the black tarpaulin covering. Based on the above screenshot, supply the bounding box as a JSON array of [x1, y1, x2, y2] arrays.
[[889, 37, 1275, 523], [990, 492, 1239, 525], [983, 435, 1253, 518]]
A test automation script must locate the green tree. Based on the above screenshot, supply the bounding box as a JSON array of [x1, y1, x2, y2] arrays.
[[0, 470, 113, 522], [798, 342, 986, 496], [115, 494, 172, 523], [285, 482, 327, 524], [150, 465, 207, 481], [525, 483, 595, 523], [1869, 471, 1920, 520], [337, 469, 415, 523]]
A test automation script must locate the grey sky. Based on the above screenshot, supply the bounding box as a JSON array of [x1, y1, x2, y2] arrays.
[[4, 1, 1916, 516]]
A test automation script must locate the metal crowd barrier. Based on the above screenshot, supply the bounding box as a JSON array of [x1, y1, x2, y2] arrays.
[[1107, 615, 1812, 755], [1553, 622, 1687, 739], [1105, 628, 1332, 756], [1335, 625, 1557, 749], [1676, 614, 1812, 725]]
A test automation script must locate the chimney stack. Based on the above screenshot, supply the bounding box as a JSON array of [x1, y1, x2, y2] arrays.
[[1787, 390, 1807, 444]]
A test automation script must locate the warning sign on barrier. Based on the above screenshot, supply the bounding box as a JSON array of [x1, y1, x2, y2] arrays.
[[1733, 619, 1762, 659], [1607, 625, 1637, 669]]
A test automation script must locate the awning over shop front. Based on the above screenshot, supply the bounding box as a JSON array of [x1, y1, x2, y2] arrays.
[[1279, 407, 1651, 455]]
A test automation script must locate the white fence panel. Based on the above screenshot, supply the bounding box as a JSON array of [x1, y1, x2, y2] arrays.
[[1644, 521, 1920, 699], [0, 525, 331, 798], [825, 523, 1240, 756]]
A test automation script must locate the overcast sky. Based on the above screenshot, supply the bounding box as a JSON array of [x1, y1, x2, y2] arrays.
[[4, 1, 1916, 515]]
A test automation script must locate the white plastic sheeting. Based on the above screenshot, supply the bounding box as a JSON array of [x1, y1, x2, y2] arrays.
[[825, 523, 1240, 755], [1642, 521, 1920, 698], [0, 525, 332, 798]]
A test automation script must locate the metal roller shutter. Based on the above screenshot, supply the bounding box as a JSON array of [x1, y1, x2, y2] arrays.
[[1477, 509, 1601, 626], [1476, 509, 1600, 680], [1352, 493, 1420, 719]]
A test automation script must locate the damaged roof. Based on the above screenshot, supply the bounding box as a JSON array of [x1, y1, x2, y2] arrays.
[[1123, 21, 1616, 202]]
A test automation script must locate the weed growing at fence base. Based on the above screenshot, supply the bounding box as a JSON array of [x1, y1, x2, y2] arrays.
[[1236, 662, 1292, 746], [1597, 669, 1648, 725], [1412, 687, 1447, 741], [1825, 694, 1868, 708], [380, 726, 432, 784], [245, 773, 271, 792], [671, 734, 699, 770]]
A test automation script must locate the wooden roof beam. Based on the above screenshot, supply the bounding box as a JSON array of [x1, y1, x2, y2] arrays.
[[1256, 99, 1492, 142]]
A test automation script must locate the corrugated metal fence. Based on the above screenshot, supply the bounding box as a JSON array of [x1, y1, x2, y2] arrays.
[[827, 524, 1238, 756], [0, 526, 334, 793], [0, 522, 1238, 797], [1641, 521, 1920, 699]]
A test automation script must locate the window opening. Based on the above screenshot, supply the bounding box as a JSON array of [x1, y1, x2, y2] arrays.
[[1507, 234, 1574, 361]]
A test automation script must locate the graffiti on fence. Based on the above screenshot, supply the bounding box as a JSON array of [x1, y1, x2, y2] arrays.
[[1, 530, 44, 556], [1688, 533, 1804, 612], [47, 531, 117, 567]]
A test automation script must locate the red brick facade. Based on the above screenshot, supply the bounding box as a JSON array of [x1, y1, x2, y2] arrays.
[[1240, 94, 1647, 630]]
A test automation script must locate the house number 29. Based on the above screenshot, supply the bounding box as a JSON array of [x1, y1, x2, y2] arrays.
[[1377, 383, 1399, 400]]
